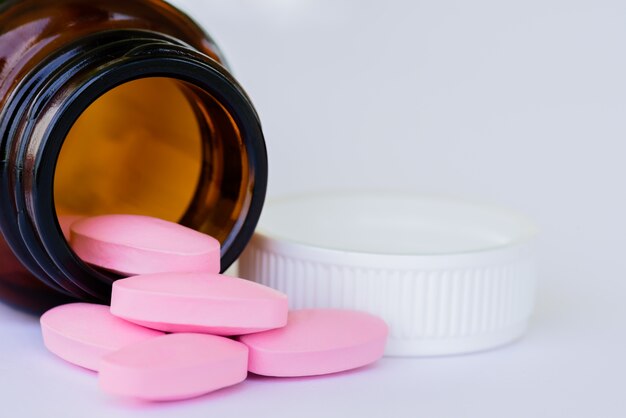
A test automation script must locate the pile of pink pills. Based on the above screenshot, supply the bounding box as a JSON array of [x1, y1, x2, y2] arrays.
[[41, 215, 388, 402]]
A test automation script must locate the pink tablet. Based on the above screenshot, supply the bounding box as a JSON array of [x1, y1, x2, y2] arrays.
[[40, 303, 163, 371], [110, 272, 288, 335], [238, 309, 388, 377], [99, 333, 248, 401], [69, 214, 220, 275], [57, 215, 84, 241]]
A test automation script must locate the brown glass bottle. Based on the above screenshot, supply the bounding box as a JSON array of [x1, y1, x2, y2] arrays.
[[0, 0, 268, 311]]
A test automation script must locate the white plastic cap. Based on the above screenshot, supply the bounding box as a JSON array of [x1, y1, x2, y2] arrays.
[[239, 193, 538, 357]]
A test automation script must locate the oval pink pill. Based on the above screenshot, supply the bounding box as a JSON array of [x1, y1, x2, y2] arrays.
[[57, 215, 85, 241], [40, 303, 163, 371], [99, 333, 248, 401], [110, 272, 288, 335], [238, 309, 388, 377], [69, 214, 220, 275]]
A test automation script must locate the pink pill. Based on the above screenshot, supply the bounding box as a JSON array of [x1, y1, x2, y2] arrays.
[[238, 309, 388, 377], [110, 272, 288, 335], [40, 303, 163, 371], [99, 333, 248, 401], [69, 214, 220, 276], [57, 215, 85, 241]]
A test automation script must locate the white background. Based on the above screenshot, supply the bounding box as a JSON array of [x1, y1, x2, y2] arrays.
[[1, 0, 625, 416]]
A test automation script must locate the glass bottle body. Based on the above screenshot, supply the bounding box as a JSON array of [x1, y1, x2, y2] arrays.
[[0, 0, 268, 311]]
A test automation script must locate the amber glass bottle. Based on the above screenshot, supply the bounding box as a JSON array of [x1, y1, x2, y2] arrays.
[[0, 0, 268, 311]]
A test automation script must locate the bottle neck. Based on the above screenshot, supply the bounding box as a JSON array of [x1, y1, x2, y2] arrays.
[[0, 30, 267, 301]]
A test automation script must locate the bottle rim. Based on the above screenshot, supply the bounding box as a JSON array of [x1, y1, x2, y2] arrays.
[[0, 30, 268, 301]]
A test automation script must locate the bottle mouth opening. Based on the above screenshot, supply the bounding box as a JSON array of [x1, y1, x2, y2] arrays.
[[6, 35, 267, 301], [54, 77, 205, 226]]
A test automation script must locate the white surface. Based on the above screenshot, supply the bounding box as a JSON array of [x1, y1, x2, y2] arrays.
[[254, 193, 536, 254], [2, 0, 626, 416], [240, 193, 537, 356]]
